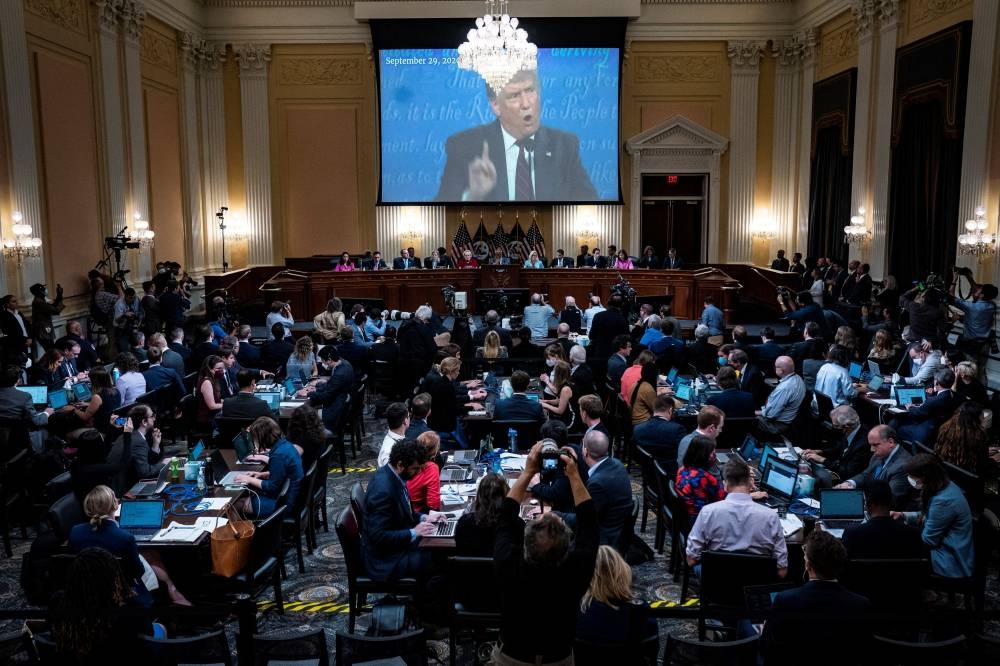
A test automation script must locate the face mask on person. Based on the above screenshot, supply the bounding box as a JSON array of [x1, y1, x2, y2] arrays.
[[907, 475, 923, 489], [718, 356, 727, 366], [912, 357, 923, 368], [546, 358, 556, 367]]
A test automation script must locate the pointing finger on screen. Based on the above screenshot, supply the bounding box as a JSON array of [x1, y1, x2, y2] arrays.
[[467, 140, 497, 200], [481, 140, 489, 162]]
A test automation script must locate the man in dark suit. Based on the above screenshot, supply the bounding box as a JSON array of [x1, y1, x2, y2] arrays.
[[568, 345, 595, 396], [335, 327, 372, 378], [304, 347, 355, 433], [769, 249, 790, 272], [472, 310, 514, 349], [166, 325, 193, 367], [55, 320, 100, 371], [842, 480, 925, 560], [663, 248, 684, 270], [577, 394, 612, 444], [558, 430, 632, 550], [362, 440, 442, 581], [404, 392, 431, 440], [0, 294, 31, 358], [787, 321, 827, 374], [605, 335, 632, 388], [141, 347, 187, 399], [589, 296, 629, 359], [0, 365, 51, 452], [368, 251, 389, 271], [892, 368, 959, 445], [122, 404, 165, 485], [398, 305, 439, 395], [706, 366, 757, 419], [761, 531, 871, 661], [220, 369, 273, 419], [493, 371, 545, 422], [748, 325, 785, 377], [234, 325, 261, 369], [550, 249, 573, 269], [576, 245, 591, 268], [632, 394, 686, 464], [803, 406, 872, 481], [837, 425, 916, 510], [727, 348, 766, 405], [436, 70, 597, 202], [558, 296, 583, 333], [392, 249, 421, 270]]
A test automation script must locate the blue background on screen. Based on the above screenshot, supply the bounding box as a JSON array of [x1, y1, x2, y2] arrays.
[[379, 47, 620, 202]]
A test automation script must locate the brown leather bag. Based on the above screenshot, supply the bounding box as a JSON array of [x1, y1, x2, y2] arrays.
[[210, 505, 255, 577]]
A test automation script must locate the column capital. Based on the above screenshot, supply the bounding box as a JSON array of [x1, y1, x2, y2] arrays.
[[877, 0, 901, 31], [771, 38, 801, 68], [235, 43, 271, 73], [853, 0, 878, 40], [93, 0, 122, 36], [180, 32, 207, 71], [727, 40, 766, 71], [121, 0, 146, 46], [796, 28, 818, 65]]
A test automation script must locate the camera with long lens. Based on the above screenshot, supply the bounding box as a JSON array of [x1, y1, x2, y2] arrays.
[[953, 266, 974, 278], [776, 285, 793, 307], [539, 439, 565, 473], [383, 310, 412, 321], [104, 232, 139, 251], [441, 284, 457, 312]]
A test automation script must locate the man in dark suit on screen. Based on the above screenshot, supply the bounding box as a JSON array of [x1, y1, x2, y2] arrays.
[[435, 69, 598, 202]]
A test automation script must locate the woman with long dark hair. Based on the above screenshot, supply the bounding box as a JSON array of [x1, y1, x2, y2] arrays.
[[541, 360, 575, 428], [455, 472, 510, 556], [629, 362, 658, 426], [285, 403, 326, 470], [935, 401, 990, 474], [195, 354, 225, 429]]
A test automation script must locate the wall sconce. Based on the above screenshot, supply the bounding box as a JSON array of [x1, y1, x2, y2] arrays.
[[575, 209, 598, 247], [2, 211, 42, 266], [958, 206, 995, 259], [227, 212, 248, 241], [132, 212, 155, 252], [843, 207, 870, 245], [750, 209, 777, 240]]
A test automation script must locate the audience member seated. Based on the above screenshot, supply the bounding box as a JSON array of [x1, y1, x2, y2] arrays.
[[760, 530, 870, 664], [190, 324, 220, 370], [686, 458, 788, 578], [842, 480, 924, 560], [220, 369, 273, 420], [677, 405, 725, 468], [755, 356, 806, 437], [632, 394, 686, 467], [404, 392, 431, 440], [494, 442, 597, 666], [55, 320, 101, 372], [553, 323, 578, 359], [576, 545, 658, 647], [279, 403, 325, 471], [129, 331, 148, 363], [814, 344, 857, 408], [620, 350, 655, 407], [302, 346, 355, 435], [47, 366, 120, 440], [363, 439, 443, 581], [568, 345, 595, 396], [378, 402, 410, 467], [935, 401, 991, 475], [557, 431, 633, 549], [285, 336, 318, 384], [313, 297, 346, 343], [508, 325, 539, 360], [260, 323, 294, 373], [454, 473, 510, 557], [558, 295, 583, 333], [788, 321, 827, 374], [836, 425, 916, 510], [650, 319, 686, 370], [55, 339, 86, 383], [114, 404, 165, 486], [30, 348, 64, 390], [0, 364, 51, 449], [475, 330, 508, 368], [141, 347, 186, 398], [892, 368, 958, 444], [234, 417, 304, 519], [472, 310, 514, 349], [540, 361, 575, 429], [606, 335, 633, 389], [167, 326, 194, 372], [70, 486, 189, 605], [195, 355, 225, 431], [407, 431, 441, 513], [684, 324, 718, 375], [705, 366, 756, 418], [802, 406, 871, 481], [675, 435, 727, 519], [629, 362, 658, 426], [493, 370, 545, 422], [894, 454, 974, 579], [70, 428, 126, 499], [892, 341, 942, 387], [427, 357, 485, 449]]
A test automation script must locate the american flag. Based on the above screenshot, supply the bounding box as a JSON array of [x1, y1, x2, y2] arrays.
[[450, 220, 473, 264], [490, 223, 510, 257], [526, 219, 546, 261]]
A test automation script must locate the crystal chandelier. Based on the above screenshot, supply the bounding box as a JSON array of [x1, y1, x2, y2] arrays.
[[458, 0, 537, 96], [843, 207, 870, 245], [2, 211, 42, 266], [133, 212, 155, 251], [750, 209, 778, 240], [958, 206, 995, 258]]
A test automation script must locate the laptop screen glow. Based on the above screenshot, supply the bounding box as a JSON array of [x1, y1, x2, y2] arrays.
[[16, 386, 47, 405], [761, 458, 797, 499], [819, 489, 865, 519], [119, 500, 164, 528]]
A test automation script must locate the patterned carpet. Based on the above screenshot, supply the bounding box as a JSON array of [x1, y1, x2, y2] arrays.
[[0, 410, 997, 664]]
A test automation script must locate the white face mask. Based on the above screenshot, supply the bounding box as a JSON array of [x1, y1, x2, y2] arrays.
[[907, 475, 922, 489], [546, 358, 557, 367]]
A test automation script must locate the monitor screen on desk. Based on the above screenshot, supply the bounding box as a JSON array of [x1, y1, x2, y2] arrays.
[[16, 385, 47, 405], [675, 383, 692, 402], [848, 362, 864, 380], [761, 457, 798, 500], [897, 387, 926, 407]]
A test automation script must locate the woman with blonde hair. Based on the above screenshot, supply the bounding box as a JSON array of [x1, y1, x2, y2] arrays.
[[523, 250, 545, 269], [476, 330, 508, 361], [867, 328, 900, 373], [834, 325, 858, 361], [577, 545, 658, 646], [285, 335, 318, 383], [68, 485, 190, 605], [953, 360, 989, 406]]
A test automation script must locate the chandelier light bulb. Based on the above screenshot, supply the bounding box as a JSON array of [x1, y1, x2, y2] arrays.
[[975, 206, 986, 218], [11, 211, 22, 223]]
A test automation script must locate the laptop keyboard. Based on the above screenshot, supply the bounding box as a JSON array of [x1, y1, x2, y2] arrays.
[[434, 520, 457, 537], [125, 527, 160, 541]]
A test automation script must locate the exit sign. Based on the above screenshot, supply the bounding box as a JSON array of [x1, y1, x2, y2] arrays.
[[667, 175, 679, 184]]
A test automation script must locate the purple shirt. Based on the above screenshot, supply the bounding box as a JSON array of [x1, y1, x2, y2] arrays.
[[686, 492, 788, 569]]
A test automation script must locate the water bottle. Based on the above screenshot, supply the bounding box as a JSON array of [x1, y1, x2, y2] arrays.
[[508, 428, 517, 452], [112, 366, 121, 383], [491, 451, 502, 475], [196, 461, 206, 491]]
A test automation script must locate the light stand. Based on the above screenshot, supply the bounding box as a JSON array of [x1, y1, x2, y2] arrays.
[[216, 206, 230, 271]]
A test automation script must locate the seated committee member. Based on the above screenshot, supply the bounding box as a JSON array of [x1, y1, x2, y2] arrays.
[[456, 249, 479, 269], [493, 370, 545, 422], [550, 249, 573, 268], [424, 247, 453, 269], [333, 251, 355, 271], [523, 250, 545, 269], [490, 246, 511, 265], [392, 248, 421, 270], [686, 459, 788, 578], [362, 439, 444, 581], [663, 247, 684, 270], [435, 69, 598, 202]]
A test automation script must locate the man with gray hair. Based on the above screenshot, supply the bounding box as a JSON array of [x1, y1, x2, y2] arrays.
[[494, 442, 597, 666], [558, 295, 583, 333], [581, 295, 605, 333], [473, 309, 513, 348], [756, 356, 806, 436], [557, 430, 633, 549], [803, 406, 871, 480], [568, 344, 595, 395], [398, 304, 439, 394], [523, 293, 555, 339], [688, 323, 721, 374]]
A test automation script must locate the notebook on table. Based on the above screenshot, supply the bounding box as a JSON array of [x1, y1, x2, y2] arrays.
[[119, 499, 165, 541], [819, 488, 866, 531]]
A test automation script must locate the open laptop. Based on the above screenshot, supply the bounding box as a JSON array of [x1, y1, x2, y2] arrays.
[[190, 440, 206, 461], [232, 430, 261, 463], [210, 449, 246, 486], [896, 387, 926, 407], [450, 450, 478, 465], [16, 385, 48, 409], [72, 381, 93, 402], [127, 463, 173, 497], [866, 373, 884, 392], [423, 518, 458, 538], [440, 466, 472, 482], [256, 391, 281, 413], [848, 361, 867, 382], [675, 383, 692, 402], [716, 433, 762, 467], [666, 367, 679, 385], [119, 499, 165, 541], [758, 457, 798, 509], [47, 390, 69, 409], [819, 488, 866, 531]]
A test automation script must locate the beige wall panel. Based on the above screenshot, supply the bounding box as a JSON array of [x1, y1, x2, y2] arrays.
[[638, 101, 716, 131], [900, 0, 973, 47], [140, 17, 180, 89], [223, 51, 247, 268], [755, 52, 774, 213], [0, 65, 10, 223], [816, 11, 858, 80], [280, 104, 361, 257], [144, 86, 185, 266], [32, 48, 102, 295]]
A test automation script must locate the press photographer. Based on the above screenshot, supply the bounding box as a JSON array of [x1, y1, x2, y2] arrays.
[[900, 275, 949, 346], [948, 266, 998, 362]]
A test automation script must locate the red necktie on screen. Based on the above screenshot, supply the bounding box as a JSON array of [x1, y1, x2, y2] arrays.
[[515, 138, 535, 201]]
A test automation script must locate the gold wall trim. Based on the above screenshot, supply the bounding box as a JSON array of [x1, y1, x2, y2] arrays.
[[909, 0, 971, 29], [634, 55, 721, 83], [140, 28, 177, 75], [278, 57, 361, 86], [24, 0, 87, 36], [820, 23, 857, 70]]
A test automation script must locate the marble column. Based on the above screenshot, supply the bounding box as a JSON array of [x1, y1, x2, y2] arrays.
[[121, 0, 150, 279], [771, 39, 801, 256], [235, 44, 273, 267], [0, 0, 45, 292], [94, 0, 128, 245], [727, 41, 766, 263], [956, 0, 1000, 277], [199, 44, 228, 271], [868, 0, 901, 280], [850, 0, 877, 263], [181, 33, 206, 274], [795, 29, 817, 256]]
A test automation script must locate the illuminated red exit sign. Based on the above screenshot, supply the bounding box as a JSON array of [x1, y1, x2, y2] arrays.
[[666, 175, 679, 184]]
